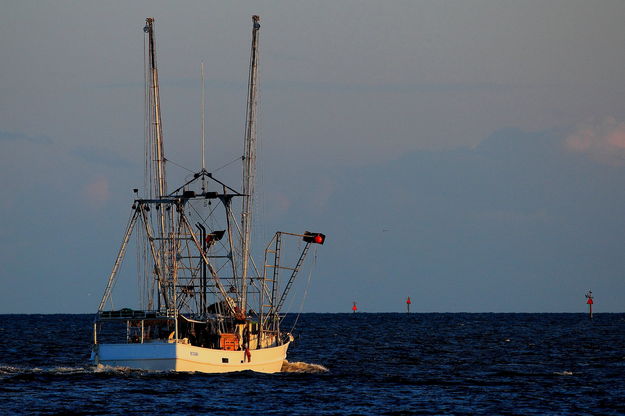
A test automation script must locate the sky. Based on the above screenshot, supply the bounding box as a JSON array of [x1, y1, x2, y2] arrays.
[[1, 0, 625, 313]]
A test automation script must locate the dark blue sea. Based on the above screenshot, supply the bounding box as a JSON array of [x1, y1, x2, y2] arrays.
[[0, 313, 623, 415]]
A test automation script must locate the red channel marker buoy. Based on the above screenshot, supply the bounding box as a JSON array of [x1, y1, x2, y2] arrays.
[[406, 296, 411, 313], [585, 290, 594, 319], [352, 302, 357, 313]]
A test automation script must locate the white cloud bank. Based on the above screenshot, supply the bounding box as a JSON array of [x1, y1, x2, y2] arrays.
[[565, 117, 625, 165]]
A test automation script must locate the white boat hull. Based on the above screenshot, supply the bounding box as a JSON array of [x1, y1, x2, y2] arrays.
[[91, 341, 289, 373]]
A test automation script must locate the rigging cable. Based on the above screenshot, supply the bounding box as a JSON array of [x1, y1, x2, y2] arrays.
[[213, 155, 244, 173], [163, 157, 195, 174], [287, 246, 317, 334]]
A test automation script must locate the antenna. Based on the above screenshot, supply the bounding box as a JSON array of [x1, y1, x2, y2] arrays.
[[201, 61, 206, 172]]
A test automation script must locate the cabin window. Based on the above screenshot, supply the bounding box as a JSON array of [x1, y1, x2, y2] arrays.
[[222, 358, 229, 363]]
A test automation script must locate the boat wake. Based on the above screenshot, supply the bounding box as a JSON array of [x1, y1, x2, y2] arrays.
[[94, 364, 158, 374], [2, 362, 328, 377], [0, 364, 152, 377], [0, 365, 93, 377], [281, 360, 328, 373], [1, 365, 86, 373]]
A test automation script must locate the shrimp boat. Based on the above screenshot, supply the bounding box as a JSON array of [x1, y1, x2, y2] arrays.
[[91, 16, 325, 373]]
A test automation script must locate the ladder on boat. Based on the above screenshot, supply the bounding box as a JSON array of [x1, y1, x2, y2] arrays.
[[261, 232, 311, 320]]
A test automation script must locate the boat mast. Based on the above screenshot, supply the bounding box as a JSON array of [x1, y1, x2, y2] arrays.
[[240, 15, 260, 312], [144, 18, 172, 311], [144, 17, 167, 200]]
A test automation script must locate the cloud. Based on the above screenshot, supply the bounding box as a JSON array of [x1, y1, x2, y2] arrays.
[[565, 117, 625, 165], [84, 177, 111, 206], [0, 130, 53, 145]]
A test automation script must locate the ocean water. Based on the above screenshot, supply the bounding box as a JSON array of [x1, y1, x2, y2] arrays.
[[0, 313, 623, 415]]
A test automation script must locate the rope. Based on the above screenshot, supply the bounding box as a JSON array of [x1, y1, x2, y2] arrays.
[[163, 157, 195, 174], [213, 155, 244, 173], [161, 155, 242, 176], [288, 247, 317, 333]]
